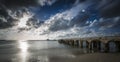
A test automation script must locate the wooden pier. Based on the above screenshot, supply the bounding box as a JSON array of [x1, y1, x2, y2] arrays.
[[58, 36, 120, 52]]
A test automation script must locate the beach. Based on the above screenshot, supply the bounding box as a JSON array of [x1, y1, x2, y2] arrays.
[[0, 40, 120, 62]]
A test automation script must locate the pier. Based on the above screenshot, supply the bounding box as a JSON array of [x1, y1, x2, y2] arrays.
[[58, 36, 120, 52]]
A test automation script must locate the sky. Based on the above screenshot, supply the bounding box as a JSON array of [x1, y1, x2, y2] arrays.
[[0, 0, 120, 40]]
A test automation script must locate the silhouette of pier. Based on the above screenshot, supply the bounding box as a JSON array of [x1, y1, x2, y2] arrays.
[[58, 36, 120, 53]]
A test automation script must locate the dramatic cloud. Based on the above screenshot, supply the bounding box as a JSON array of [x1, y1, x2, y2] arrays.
[[0, 0, 58, 8], [0, 0, 120, 40], [0, 0, 58, 29], [98, 0, 120, 18], [44, 16, 120, 39]]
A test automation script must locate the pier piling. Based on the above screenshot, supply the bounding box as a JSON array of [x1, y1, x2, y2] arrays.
[[58, 36, 120, 53]]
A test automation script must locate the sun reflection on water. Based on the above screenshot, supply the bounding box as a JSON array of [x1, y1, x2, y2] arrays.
[[19, 41, 29, 52], [18, 40, 29, 62]]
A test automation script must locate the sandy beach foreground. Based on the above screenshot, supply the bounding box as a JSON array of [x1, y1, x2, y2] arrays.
[[51, 53, 120, 62]]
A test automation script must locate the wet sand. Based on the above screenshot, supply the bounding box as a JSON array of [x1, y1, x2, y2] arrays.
[[53, 53, 120, 62], [0, 40, 120, 62]]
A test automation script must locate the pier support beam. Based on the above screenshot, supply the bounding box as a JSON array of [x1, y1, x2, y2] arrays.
[[106, 40, 120, 52], [89, 40, 101, 51], [58, 37, 120, 53]]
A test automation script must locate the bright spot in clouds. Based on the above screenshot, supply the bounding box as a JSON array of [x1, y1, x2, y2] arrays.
[[18, 13, 33, 28]]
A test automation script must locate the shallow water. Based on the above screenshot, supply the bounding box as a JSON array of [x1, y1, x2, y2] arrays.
[[0, 40, 120, 62]]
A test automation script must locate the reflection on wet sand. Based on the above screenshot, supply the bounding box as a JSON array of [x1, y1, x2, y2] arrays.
[[0, 40, 120, 62], [18, 40, 29, 62]]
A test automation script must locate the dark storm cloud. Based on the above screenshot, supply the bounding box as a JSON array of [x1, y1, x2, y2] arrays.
[[0, 8, 30, 29], [78, 0, 120, 18], [70, 0, 120, 27], [0, 4, 14, 29], [0, 0, 38, 8], [0, 0, 76, 29], [97, 17, 120, 30], [73, 0, 120, 18], [0, 0, 75, 8], [0, 0, 41, 29], [47, 0, 120, 32], [0, 0, 36, 29], [41, 0, 120, 38], [0, 0, 120, 31], [0, 17, 17, 29], [70, 12, 90, 27], [46, 1, 91, 32], [98, 0, 120, 18]]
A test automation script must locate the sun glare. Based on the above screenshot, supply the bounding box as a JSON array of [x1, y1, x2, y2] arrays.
[[19, 40, 29, 52], [18, 40, 29, 62]]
